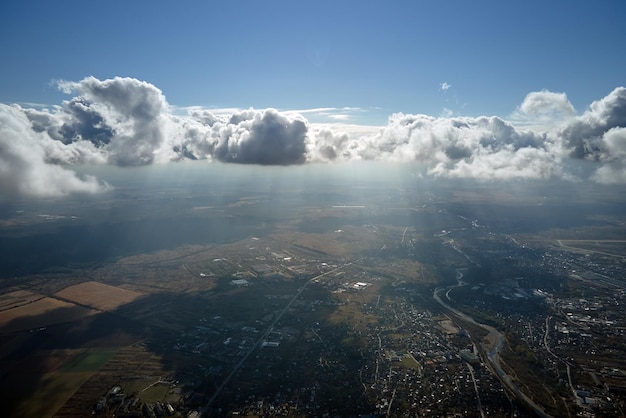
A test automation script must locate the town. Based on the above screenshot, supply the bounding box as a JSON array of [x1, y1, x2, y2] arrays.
[[1, 185, 625, 418], [59, 219, 626, 416]]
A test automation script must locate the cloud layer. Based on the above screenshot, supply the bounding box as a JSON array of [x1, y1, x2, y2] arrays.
[[1, 76, 625, 197]]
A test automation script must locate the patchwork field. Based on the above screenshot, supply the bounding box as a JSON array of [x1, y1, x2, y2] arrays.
[[557, 239, 626, 257], [0, 297, 97, 333], [54, 281, 144, 311], [3, 348, 117, 418], [0, 289, 44, 311], [52, 344, 178, 417]]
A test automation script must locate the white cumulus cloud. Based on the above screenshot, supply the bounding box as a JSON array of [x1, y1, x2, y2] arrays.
[[1, 77, 625, 198], [0, 104, 107, 198], [519, 90, 576, 118]]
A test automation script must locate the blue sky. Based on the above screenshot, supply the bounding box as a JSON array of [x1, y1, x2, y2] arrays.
[[1, 0, 626, 198], [1, 0, 624, 122]]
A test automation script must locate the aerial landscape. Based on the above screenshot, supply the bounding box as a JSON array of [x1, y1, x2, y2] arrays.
[[1, 1, 625, 417]]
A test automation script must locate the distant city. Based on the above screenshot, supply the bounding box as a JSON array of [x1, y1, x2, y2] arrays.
[[0, 167, 625, 417]]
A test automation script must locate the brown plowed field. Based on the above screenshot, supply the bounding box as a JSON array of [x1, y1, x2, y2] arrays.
[[54, 281, 144, 311], [0, 297, 97, 333]]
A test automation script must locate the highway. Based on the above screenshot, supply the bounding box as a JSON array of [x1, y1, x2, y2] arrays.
[[201, 255, 364, 414]]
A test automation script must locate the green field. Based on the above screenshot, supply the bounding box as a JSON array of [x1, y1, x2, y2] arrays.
[[61, 348, 117, 373], [7, 348, 117, 418], [123, 379, 172, 403], [400, 355, 420, 369], [142, 382, 171, 403], [10, 372, 93, 418]]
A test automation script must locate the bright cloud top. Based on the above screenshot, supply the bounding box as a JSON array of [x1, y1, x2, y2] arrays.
[[1, 76, 625, 197]]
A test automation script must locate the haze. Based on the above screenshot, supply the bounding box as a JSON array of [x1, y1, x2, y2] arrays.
[[1, 1, 625, 417]]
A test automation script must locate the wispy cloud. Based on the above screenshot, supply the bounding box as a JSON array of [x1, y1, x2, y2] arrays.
[[286, 107, 360, 114], [327, 114, 350, 121], [282, 106, 367, 123], [440, 82, 452, 91]]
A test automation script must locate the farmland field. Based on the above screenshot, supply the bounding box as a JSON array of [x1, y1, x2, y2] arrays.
[[54, 281, 144, 311], [0, 290, 44, 311], [61, 348, 117, 373], [8, 370, 93, 418], [0, 297, 97, 333], [557, 239, 626, 257], [3, 348, 116, 418]]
